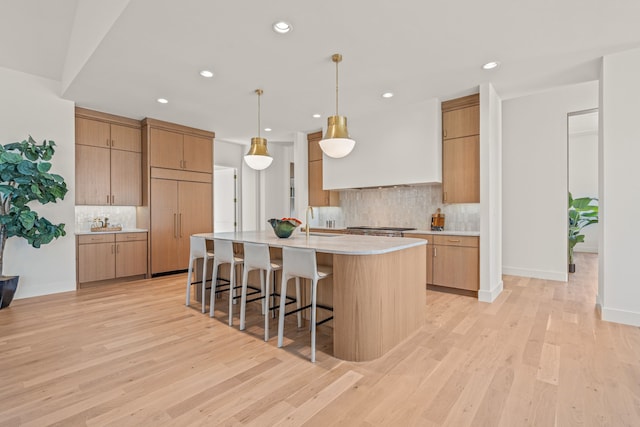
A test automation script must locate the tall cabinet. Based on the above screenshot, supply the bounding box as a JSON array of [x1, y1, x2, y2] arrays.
[[441, 94, 480, 204], [75, 108, 142, 206], [139, 119, 214, 276], [308, 131, 339, 207]]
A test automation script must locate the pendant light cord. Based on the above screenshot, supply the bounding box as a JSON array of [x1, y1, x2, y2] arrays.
[[257, 90, 261, 138], [335, 59, 339, 116]]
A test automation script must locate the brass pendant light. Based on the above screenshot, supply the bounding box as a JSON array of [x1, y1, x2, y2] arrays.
[[319, 53, 356, 158], [244, 89, 273, 170]]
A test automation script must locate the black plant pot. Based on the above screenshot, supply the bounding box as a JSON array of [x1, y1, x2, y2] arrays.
[[568, 263, 576, 273], [0, 276, 20, 309]]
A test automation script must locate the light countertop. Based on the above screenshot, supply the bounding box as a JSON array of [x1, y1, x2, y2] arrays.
[[405, 230, 480, 237], [75, 228, 148, 235], [308, 227, 479, 237], [195, 231, 427, 255]]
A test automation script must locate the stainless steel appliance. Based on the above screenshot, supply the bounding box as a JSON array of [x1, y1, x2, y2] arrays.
[[345, 226, 417, 237]]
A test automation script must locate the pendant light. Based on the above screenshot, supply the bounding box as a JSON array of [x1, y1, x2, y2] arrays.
[[244, 89, 273, 170], [319, 53, 356, 158]]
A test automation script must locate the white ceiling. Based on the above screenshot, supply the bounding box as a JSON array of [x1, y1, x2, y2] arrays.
[[2, 0, 639, 145]]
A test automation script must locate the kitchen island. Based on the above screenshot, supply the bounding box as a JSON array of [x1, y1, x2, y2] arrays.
[[197, 231, 427, 362]]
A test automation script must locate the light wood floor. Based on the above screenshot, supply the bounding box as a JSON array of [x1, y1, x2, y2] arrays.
[[1, 253, 639, 426]]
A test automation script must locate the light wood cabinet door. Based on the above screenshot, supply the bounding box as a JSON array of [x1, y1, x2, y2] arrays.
[[308, 160, 326, 206], [111, 150, 141, 206], [151, 178, 180, 274], [308, 132, 323, 162], [442, 105, 480, 140], [442, 135, 479, 203], [76, 145, 111, 205], [78, 242, 116, 283], [110, 124, 141, 152], [432, 244, 479, 291], [426, 243, 433, 285], [116, 240, 147, 277], [76, 117, 111, 148], [149, 128, 183, 170], [177, 181, 212, 268], [183, 134, 212, 173]]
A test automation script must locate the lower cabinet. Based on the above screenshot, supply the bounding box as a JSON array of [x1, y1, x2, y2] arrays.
[[405, 233, 479, 292], [77, 232, 147, 285]]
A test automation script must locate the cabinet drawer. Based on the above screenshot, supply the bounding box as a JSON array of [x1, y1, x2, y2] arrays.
[[78, 234, 115, 244], [432, 235, 478, 247], [116, 232, 147, 242]]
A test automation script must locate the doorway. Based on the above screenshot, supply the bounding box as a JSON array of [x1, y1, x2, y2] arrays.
[[567, 109, 599, 275], [214, 166, 237, 232]]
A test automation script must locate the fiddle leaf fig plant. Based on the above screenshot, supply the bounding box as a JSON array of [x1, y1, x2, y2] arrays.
[[0, 136, 68, 276], [568, 192, 598, 267]]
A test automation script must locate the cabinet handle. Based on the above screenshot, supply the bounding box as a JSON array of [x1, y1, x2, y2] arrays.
[[179, 213, 183, 237], [116, 244, 120, 254], [111, 139, 115, 147], [434, 247, 437, 257], [443, 129, 447, 138], [443, 192, 447, 202], [106, 139, 110, 147], [174, 214, 178, 238], [448, 239, 461, 243]]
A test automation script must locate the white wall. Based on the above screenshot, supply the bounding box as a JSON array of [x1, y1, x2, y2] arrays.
[[0, 67, 76, 299], [502, 81, 598, 281], [479, 83, 503, 302], [323, 98, 441, 189], [599, 48, 640, 326], [264, 144, 292, 221], [568, 127, 599, 252]]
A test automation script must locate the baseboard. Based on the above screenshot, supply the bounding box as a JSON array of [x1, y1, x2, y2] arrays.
[[502, 266, 567, 282], [601, 306, 640, 327], [575, 246, 598, 254], [478, 279, 503, 303]]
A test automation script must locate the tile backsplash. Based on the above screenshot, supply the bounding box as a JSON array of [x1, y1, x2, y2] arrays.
[[75, 206, 138, 231], [338, 183, 480, 231]]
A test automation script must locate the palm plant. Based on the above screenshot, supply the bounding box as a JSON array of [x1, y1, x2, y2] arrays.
[[568, 192, 598, 271]]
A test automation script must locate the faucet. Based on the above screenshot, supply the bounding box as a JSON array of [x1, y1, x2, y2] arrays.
[[305, 206, 314, 239]]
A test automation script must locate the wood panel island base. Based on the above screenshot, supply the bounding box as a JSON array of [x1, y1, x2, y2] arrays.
[[198, 231, 427, 362]]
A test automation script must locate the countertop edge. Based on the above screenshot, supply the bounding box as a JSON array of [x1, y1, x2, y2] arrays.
[[75, 228, 148, 235]]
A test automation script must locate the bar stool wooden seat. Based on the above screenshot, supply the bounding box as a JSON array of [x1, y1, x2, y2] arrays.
[[209, 239, 244, 325], [186, 235, 215, 313], [277, 246, 333, 362]]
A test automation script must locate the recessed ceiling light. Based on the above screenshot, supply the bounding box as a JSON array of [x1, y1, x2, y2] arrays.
[[264, 128, 272, 132], [200, 70, 214, 78], [312, 113, 321, 118], [273, 21, 292, 34], [482, 61, 500, 70], [157, 98, 168, 104], [381, 92, 394, 99]]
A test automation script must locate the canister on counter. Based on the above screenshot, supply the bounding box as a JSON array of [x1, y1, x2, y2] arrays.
[[431, 208, 445, 231]]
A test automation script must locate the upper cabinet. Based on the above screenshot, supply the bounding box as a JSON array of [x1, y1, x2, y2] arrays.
[[441, 94, 480, 204], [322, 98, 442, 190], [145, 122, 213, 173], [75, 108, 142, 206], [308, 131, 339, 206]]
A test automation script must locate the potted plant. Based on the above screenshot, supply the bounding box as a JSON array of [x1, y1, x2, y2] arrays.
[[568, 192, 598, 273], [0, 136, 68, 308]]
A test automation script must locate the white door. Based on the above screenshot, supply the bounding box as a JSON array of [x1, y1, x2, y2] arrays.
[[214, 167, 237, 232]]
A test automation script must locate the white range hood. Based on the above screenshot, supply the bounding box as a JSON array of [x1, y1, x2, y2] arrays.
[[323, 98, 442, 190]]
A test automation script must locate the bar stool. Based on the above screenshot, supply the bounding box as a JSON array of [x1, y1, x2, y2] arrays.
[[277, 246, 333, 363], [186, 235, 214, 313], [239, 242, 287, 341], [209, 239, 244, 325]]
